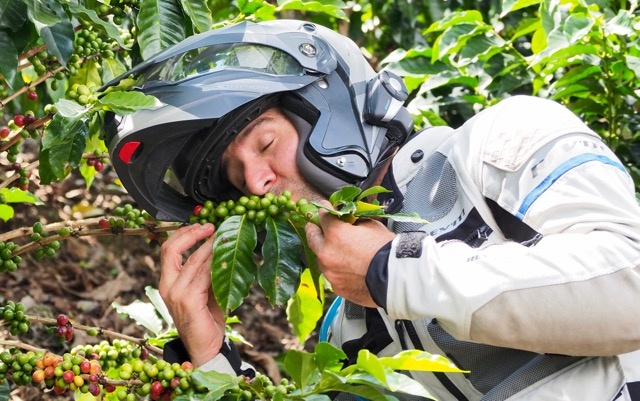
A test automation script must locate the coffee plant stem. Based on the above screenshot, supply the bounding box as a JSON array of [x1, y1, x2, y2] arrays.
[[0, 131, 23, 153], [0, 160, 39, 191], [0, 64, 66, 109], [0, 339, 49, 355], [0, 217, 104, 242], [0, 316, 164, 355], [11, 224, 179, 257]]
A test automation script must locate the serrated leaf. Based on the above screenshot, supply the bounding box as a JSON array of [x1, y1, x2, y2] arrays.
[[0, 30, 18, 89], [0, 0, 28, 31], [136, 0, 186, 61], [1, 187, 42, 205], [259, 217, 304, 305], [178, 0, 212, 33], [0, 204, 14, 222], [211, 215, 258, 312], [284, 349, 320, 390], [287, 269, 324, 342], [95, 91, 159, 115], [378, 350, 466, 373], [112, 299, 165, 336], [66, 3, 129, 48]]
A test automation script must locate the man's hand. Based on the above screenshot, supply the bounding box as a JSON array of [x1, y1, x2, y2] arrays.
[[305, 202, 395, 308], [159, 223, 225, 367]]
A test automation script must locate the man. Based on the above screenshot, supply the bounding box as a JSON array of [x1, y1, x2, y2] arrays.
[[103, 19, 640, 400]]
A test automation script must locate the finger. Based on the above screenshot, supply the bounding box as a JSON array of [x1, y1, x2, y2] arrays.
[[160, 224, 215, 285], [305, 222, 325, 260], [179, 235, 215, 286]]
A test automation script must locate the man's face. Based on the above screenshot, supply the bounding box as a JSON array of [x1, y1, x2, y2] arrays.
[[222, 107, 324, 202]]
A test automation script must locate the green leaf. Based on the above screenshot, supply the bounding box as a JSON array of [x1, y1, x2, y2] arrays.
[[23, 0, 60, 26], [40, 114, 89, 183], [317, 372, 391, 401], [178, 0, 212, 33], [25, 0, 73, 66], [259, 217, 303, 306], [356, 350, 388, 387], [38, 18, 74, 66], [378, 350, 466, 373], [1, 187, 42, 205], [284, 349, 320, 391], [426, 10, 483, 33], [626, 55, 640, 78], [0, 204, 14, 222], [287, 269, 324, 342], [211, 215, 258, 312], [500, 0, 541, 17], [0, 30, 17, 89], [54, 99, 88, 118], [136, 0, 186, 60], [0, 0, 28, 31], [314, 342, 347, 373], [145, 286, 175, 326], [101, 57, 128, 84], [554, 64, 601, 87], [188, 370, 242, 401], [70, 59, 103, 91], [329, 185, 361, 206], [562, 14, 593, 44], [276, 0, 347, 20], [111, 300, 165, 336], [358, 186, 391, 200], [95, 91, 159, 115], [345, 370, 435, 399], [66, 3, 130, 49]]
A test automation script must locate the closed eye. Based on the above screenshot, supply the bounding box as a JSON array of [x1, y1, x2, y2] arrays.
[[261, 139, 274, 152]]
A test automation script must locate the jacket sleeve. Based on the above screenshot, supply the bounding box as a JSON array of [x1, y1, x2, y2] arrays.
[[163, 337, 256, 377], [368, 96, 640, 356]]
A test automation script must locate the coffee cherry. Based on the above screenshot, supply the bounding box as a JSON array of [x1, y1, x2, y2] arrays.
[[98, 218, 110, 229], [13, 115, 25, 127], [57, 314, 69, 326], [0, 127, 9, 138]]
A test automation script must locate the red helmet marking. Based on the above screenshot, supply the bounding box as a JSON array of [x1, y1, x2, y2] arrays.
[[119, 141, 141, 164]]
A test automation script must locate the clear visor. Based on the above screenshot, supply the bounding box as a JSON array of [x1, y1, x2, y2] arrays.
[[136, 43, 305, 86]]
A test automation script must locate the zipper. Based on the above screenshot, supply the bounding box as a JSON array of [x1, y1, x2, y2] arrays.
[[395, 320, 470, 401]]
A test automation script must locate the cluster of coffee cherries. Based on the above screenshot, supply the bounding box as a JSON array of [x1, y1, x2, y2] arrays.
[[8, 162, 32, 191], [85, 150, 108, 172], [30, 222, 62, 261], [32, 351, 104, 396], [0, 241, 21, 273], [189, 190, 318, 227], [97, 204, 168, 247], [54, 314, 75, 343], [0, 301, 30, 336]]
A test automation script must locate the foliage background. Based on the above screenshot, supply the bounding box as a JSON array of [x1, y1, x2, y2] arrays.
[[0, 0, 639, 399]]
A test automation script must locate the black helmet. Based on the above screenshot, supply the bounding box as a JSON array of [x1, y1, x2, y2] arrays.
[[102, 19, 413, 222]]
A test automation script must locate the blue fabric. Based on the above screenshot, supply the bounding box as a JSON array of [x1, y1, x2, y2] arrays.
[[517, 154, 626, 219]]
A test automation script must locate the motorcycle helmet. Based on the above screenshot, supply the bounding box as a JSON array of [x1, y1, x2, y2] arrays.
[[102, 19, 414, 222]]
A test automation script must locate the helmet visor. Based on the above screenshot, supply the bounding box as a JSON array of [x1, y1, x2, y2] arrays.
[[136, 43, 306, 86]]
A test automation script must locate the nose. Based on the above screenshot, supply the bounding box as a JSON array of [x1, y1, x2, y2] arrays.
[[244, 163, 275, 195]]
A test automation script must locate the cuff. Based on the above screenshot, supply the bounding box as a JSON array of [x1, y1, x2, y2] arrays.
[[365, 241, 392, 310]]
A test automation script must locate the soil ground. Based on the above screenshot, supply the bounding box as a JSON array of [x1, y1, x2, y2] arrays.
[[0, 167, 316, 400]]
